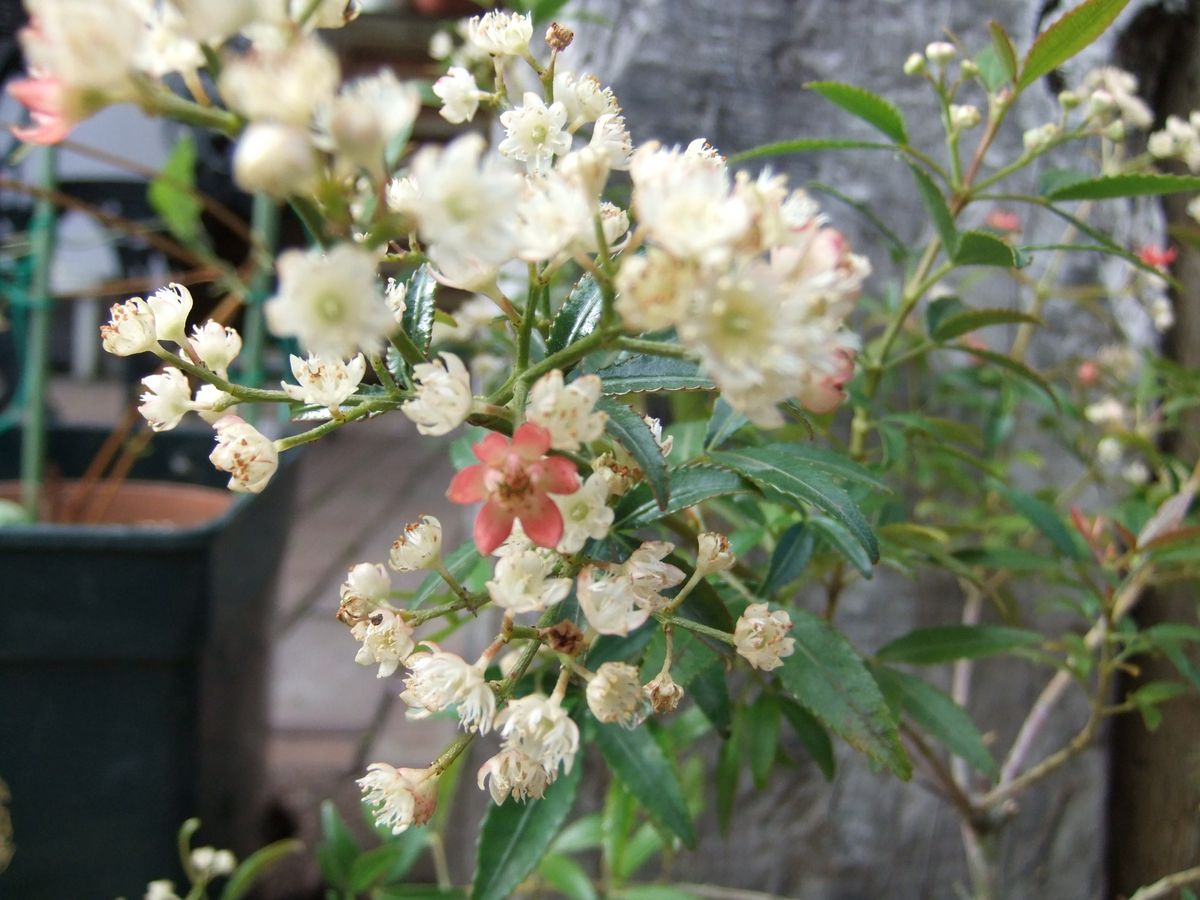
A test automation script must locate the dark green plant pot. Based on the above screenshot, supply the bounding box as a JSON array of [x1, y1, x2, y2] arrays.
[[0, 426, 298, 897]]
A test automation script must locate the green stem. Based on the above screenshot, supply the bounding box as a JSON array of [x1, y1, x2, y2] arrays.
[[288, 196, 330, 248], [653, 612, 735, 646], [433, 558, 473, 606], [137, 79, 242, 135], [488, 324, 617, 405], [156, 348, 293, 403], [274, 399, 395, 450]]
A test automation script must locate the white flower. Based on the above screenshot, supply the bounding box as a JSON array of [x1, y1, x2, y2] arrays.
[[584, 202, 631, 253], [498, 92, 572, 175], [553, 70, 619, 125], [696, 532, 735, 576], [191, 384, 236, 424], [323, 70, 420, 177], [486, 549, 572, 614], [514, 173, 593, 262], [1122, 460, 1150, 485], [1080, 67, 1152, 130], [385, 277, 407, 322], [233, 123, 317, 198], [495, 693, 579, 774], [734, 603, 795, 671], [925, 41, 956, 64], [188, 320, 242, 376], [401, 352, 473, 436], [190, 846, 236, 877], [553, 473, 613, 554], [1085, 397, 1126, 429], [623, 541, 685, 609], [465, 10, 533, 57], [1148, 115, 1200, 170], [145, 880, 181, 900], [644, 669, 684, 714], [264, 243, 392, 358], [20, 0, 142, 97], [400, 649, 496, 733], [209, 416, 279, 494], [358, 764, 438, 834], [282, 353, 366, 409], [339, 562, 391, 618], [352, 608, 414, 678], [642, 416, 673, 457], [477, 749, 550, 804], [526, 370, 607, 450], [135, 1, 204, 79], [1188, 195, 1200, 224], [614, 249, 693, 332], [576, 565, 648, 635], [586, 662, 648, 728], [146, 283, 193, 347], [431, 295, 500, 345], [1097, 436, 1123, 468], [389, 515, 443, 572], [1150, 296, 1175, 333], [138, 367, 192, 432], [100, 297, 158, 356], [589, 112, 633, 170], [433, 66, 482, 124], [492, 518, 536, 559], [219, 36, 340, 126], [172, 0, 258, 43]]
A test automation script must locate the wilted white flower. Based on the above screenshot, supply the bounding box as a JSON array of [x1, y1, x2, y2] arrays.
[[499, 92, 572, 175], [389, 515, 443, 572], [385, 277, 407, 322], [138, 367, 192, 432], [526, 371, 606, 450], [358, 764, 438, 834], [401, 649, 495, 733], [233, 122, 317, 198], [219, 37, 339, 126], [552, 473, 614, 554], [486, 549, 572, 614], [590, 452, 635, 496], [352, 608, 414, 678], [188, 320, 242, 376], [734, 603, 795, 671], [644, 669, 684, 714], [696, 532, 736, 576], [339, 562, 391, 618], [191, 384, 236, 424], [586, 661, 648, 728], [401, 353, 473, 436], [282, 353, 366, 409], [265, 243, 392, 358], [495, 692, 579, 774], [466, 10, 533, 57], [433, 66, 482, 124], [100, 297, 158, 356], [209, 416, 279, 494], [576, 565, 648, 635], [146, 283, 193, 347], [623, 541, 686, 609], [189, 846, 236, 877], [477, 749, 550, 804]]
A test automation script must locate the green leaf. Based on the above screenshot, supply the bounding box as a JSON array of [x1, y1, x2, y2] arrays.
[[944, 344, 1059, 407], [599, 399, 670, 509], [614, 888, 701, 900], [715, 718, 742, 833], [953, 230, 1019, 268], [403, 265, 438, 358], [705, 398, 749, 450], [148, 133, 202, 244], [710, 446, 879, 563], [688, 659, 733, 735], [992, 483, 1086, 560], [593, 719, 697, 847], [730, 137, 895, 162], [810, 515, 874, 579], [989, 20, 1020, 81], [411, 543, 480, 608], [1038, 168, 1092, 196], [777, 611, 910, 778], [806, 81, 908, 143], [538, 854, 598, 900], [876, 625, 1043, 665], [971, 46, 1009, 93], [551, 813, 602, 855], [931, 307, 1042, 341], [1044, 172, 1200, 201], [766, 442, 890, 491], [760, 522, 815, 597], [594, 355, 713, 394], [1018, 0, 1132, 91], [746, 693, 781, 789], [471, 759, 581, 900], [611, 464, 751, 529], [908, 162, 957, 254], [778, 698, 836, 779], [220, 839, 304, 900], [925, 295, 965, 337], [316, 801, 360, 890], [349, 833, 428, 893], [547, 276, 602, 356], [874, 666, 998, 777]]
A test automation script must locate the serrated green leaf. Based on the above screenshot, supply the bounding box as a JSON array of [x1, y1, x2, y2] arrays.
[[1019, 0, 1132, 91], [992, 483, 1085, 560], [876, 625, 1043, 665], [220, 839, 304, 900], [778, 698, 836, 780], [403, 265, 437, 358], [874, 666, 998, 777], [709, 446, 879, 563], [148, 133, 202, 244], [777, 611, 910, 778], [1045, 172, 1200, 201], [705, 398, 749, 450], [932, 307, 1042, 341], [600, 399, 670, 509], [925, 295, 965, 337], [538, 854, 598, 900], [730, 137, 895, 162], [807, 81, 908, 143], [594, 355, 713, 394], [411, 543, 480, 608], [547, 276, 602, 356], [593, 719, 697, 847], [760, 522, 815, 597], [908, 162, 957, 253], [953, 230, 1018, 268], [1038, 168, 1092, 196], [747, 693, 781, 789], [471, 759, 581, 900], [611, 464, 751, 529], [810, 515, 874, 578], [989, 20, 1019, 80], [945, 344, 1059, 407]]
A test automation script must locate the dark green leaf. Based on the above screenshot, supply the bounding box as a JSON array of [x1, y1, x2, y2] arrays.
[[810, 515, 874, 579], [547, 276, 602, 356], [944, 344, 1059, 407], [777, 611, 910, 778], [1045, 172, 1200, 201], [688, 659, 733, 735], [600, 399, 670, 509], [710, 446, 879, 563], [908, 162, 957, 254], [730, 138, 895, 162], [746, 693, 781, 788], [760, 522, 815, 597], [349, 833, 427, 893], [931, 307, 1042, 341], [992, 483, 1085, 560], [715, 716, 742, 833], [220, 839, 304, 900], [1038, 168, 1091, 196], [593, 719, 697, 847], [594, 355, 713, 394], [1019, 0, 1132, 91], [806, 81, 908, 143], [875, 666, 997, 777], [925, 296, 965, 337], [1130, 680, 1189, 731], [614, 888, 701, 900], [411, 543, 480, 608], [551, 813, 602, 854], [316, 801, 360, 889], [989, 21, 1020, 81], [952, 546, 1057, 572], [876, 625, 1043, 665], [778, 698, 836, 779], [953, 230, 1018, 268], [471, 759, 581, 900], [538, 854, 598, 900], [148, 133, 202, 244], [403, 265, 438, 358], [705, 398, 749, 450], [378, 888, 465, 899], [611, 465, 751, 529]]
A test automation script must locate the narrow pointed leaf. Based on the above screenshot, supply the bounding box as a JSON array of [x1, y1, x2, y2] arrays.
[[810, 515, 874, 578], [908, 162, 957, 254], [876, 625, 1043, 665], [945, 344, 1059, 407], [611, 464, 751, 529], [779, 698, 836, 779], [221, 839, 305, 900], [411, 543, 480, 608], [806, 81, 908, 143], [989, 21, 1019, 81], [747, 693, 781, 789], [403, 264, 437, 357], [599, 399, 670, 509], [595, 355, 713, 394], [1045, 172, 1200, 201], [931, 308, 1042, 341], [547, 276, 602, 355], [1018, 0, 1132, 91], [760, 522, 815, 597], [992, 483, 1086, 560], [730, 137, 895, 162], [704, 398, 749, 450]]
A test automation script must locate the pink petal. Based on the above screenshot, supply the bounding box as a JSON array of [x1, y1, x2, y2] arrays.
[[512, 422, 551, 459], [473, 432, 511, 465], [474, 502, 515, 554], [519, 495, 564, 549], [537, 456, 581, 495], [447, 464, 487, 503]]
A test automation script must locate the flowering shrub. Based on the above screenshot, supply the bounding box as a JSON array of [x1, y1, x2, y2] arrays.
[[8, 0, 1200, 894]]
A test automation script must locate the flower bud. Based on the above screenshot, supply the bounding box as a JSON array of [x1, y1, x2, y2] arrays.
[[696, 531, 736, 576], [950, 104, 981, 130], [234, 123, 318, 199], [192, 384, 236, 425], [1022, 122, 1060, 154], [100, 297, 158, 356], [925, 41, 956, 65], [1058, 89, 1082, 110], [147, 283, 193, 348], [1103, 120, 1127, 142], [903, 53, 926, 76], [188, 320, 242, 376], [358, 764, 439, 834], [389, 515, 443, 572], [209, 416, 279, 494], [1076, 360, 1100, 386], [960, 59, 980, 78], [190, 847, 236, 877]]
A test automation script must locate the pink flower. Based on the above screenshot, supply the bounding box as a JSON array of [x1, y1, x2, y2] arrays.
[[7, 77, 73, 145], [985, 210, 1021, 232], [800, 347, 856, 414], [447, 422, 580, 554], [1137, 244, 1177, 271]]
